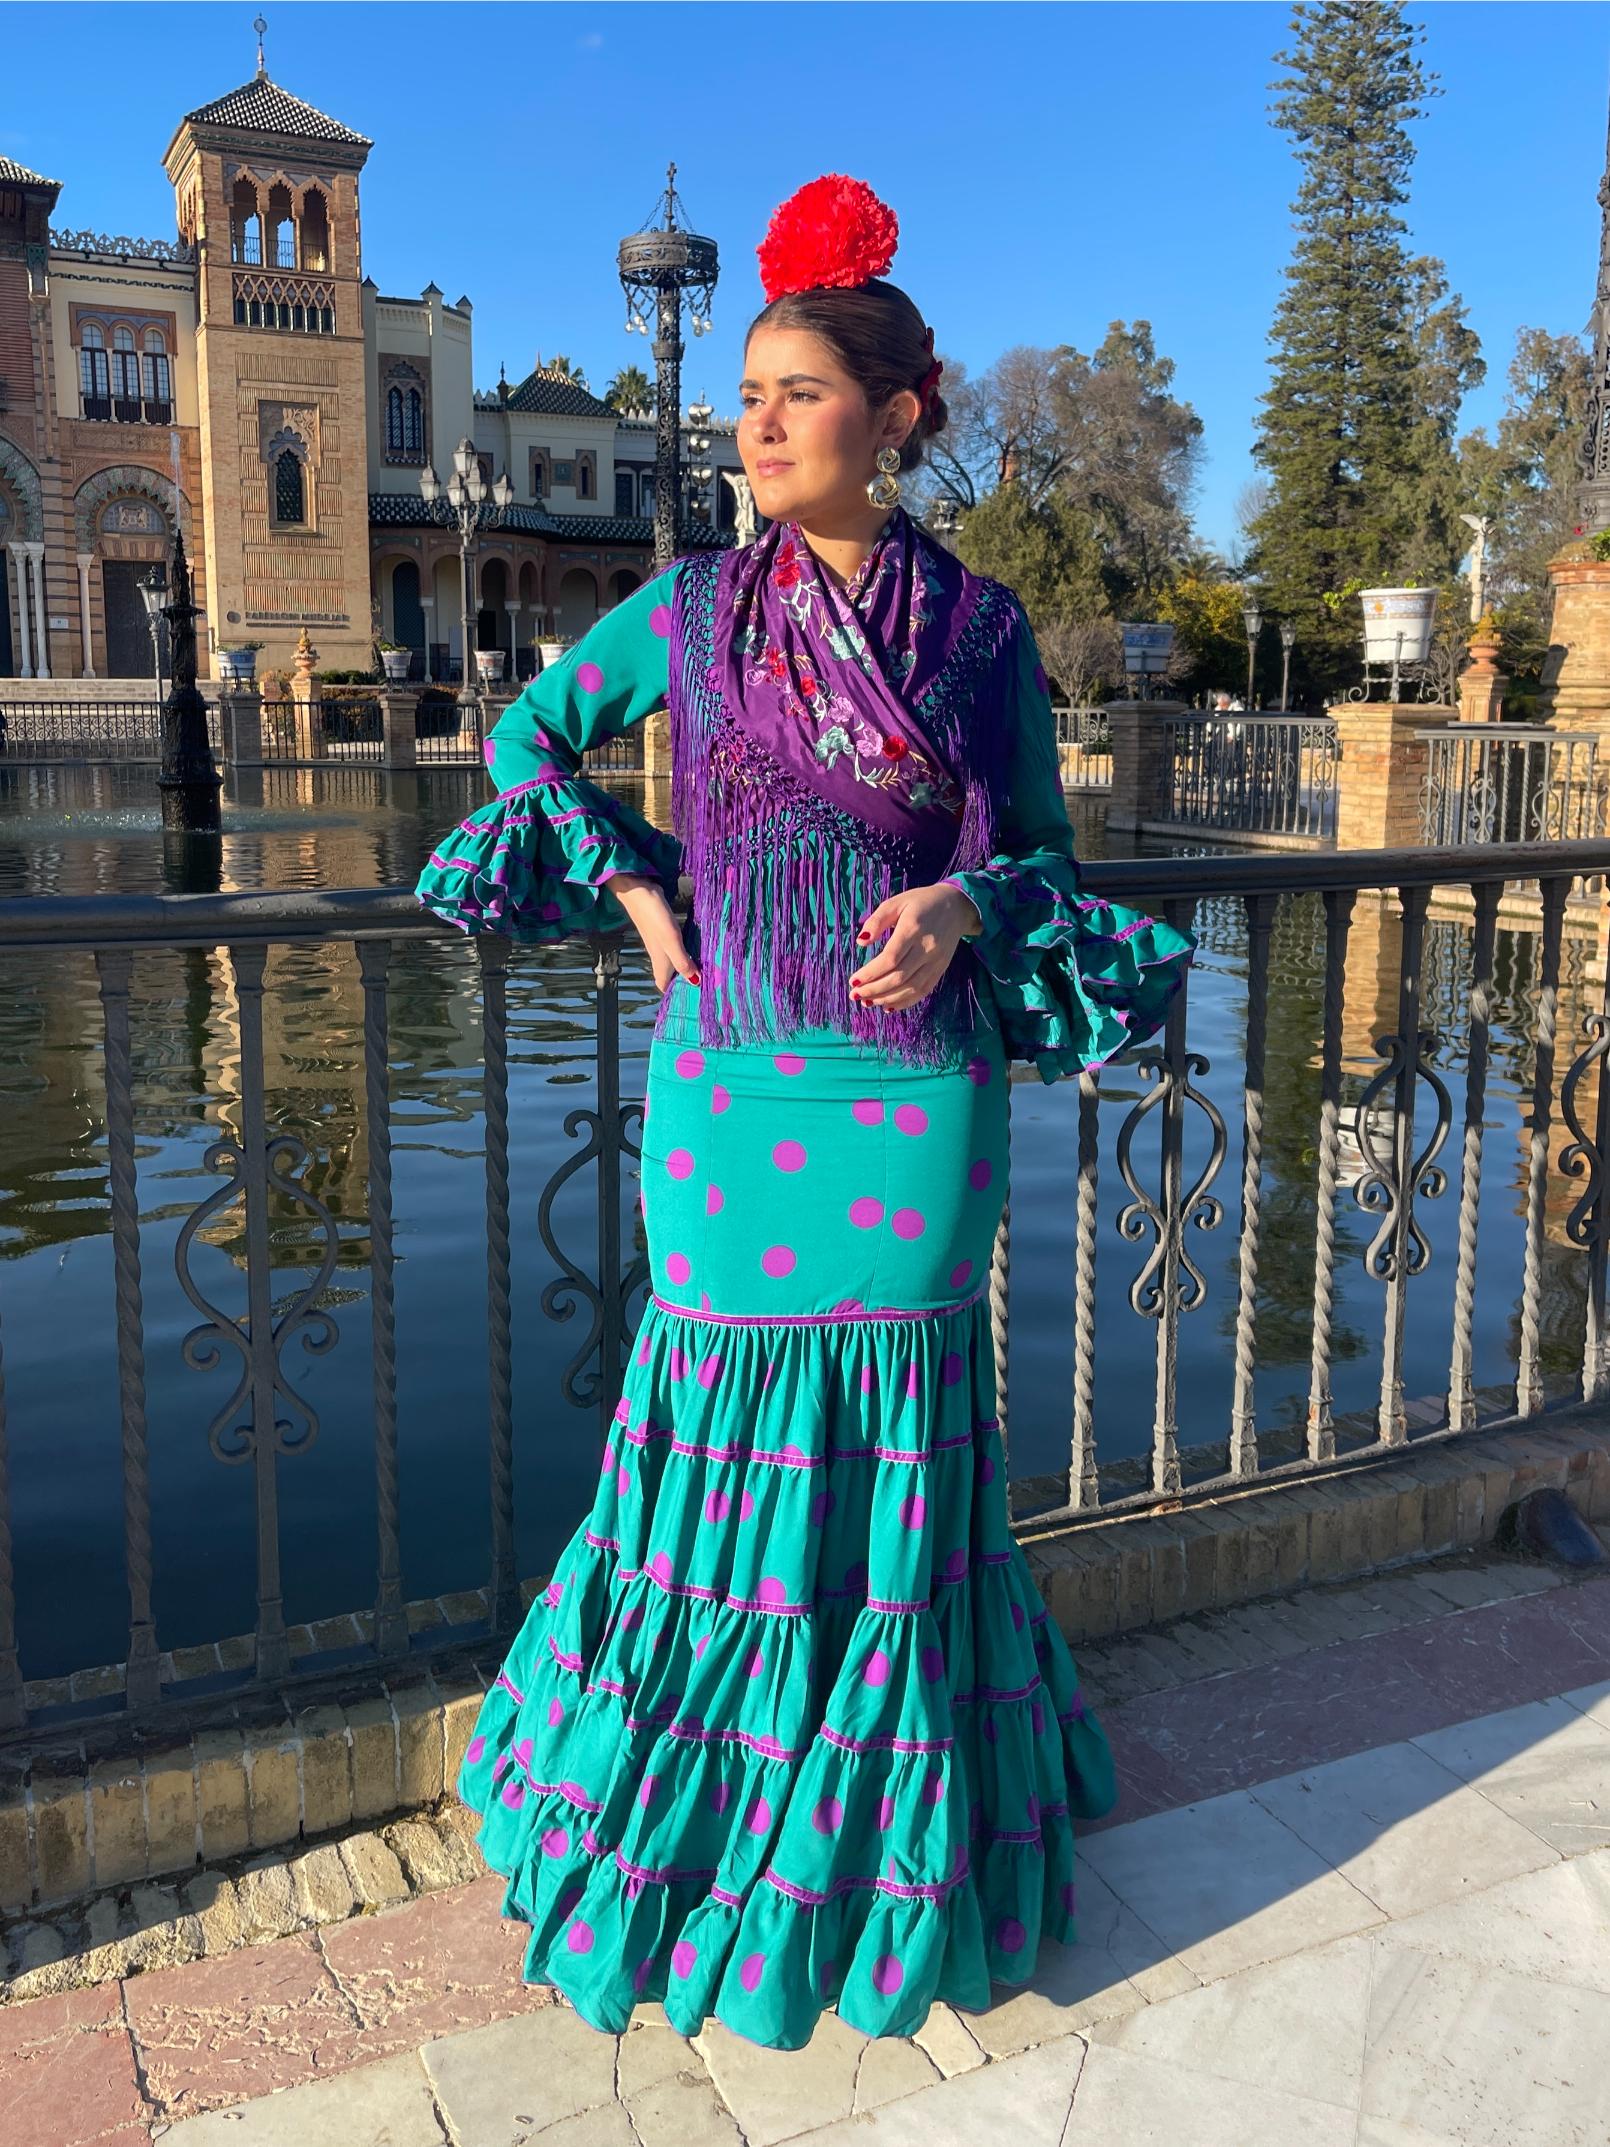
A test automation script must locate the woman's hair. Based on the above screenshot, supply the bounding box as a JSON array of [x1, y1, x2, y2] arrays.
[[745, 280, 947, 473]]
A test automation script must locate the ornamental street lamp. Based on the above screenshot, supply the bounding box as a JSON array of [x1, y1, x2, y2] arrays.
[[619, 164, 719, 570], [420, 437, 514, 709], [139, 571, 168, 706], [1241, 597, 1263, 711], [1278, 618, 1297, 713]]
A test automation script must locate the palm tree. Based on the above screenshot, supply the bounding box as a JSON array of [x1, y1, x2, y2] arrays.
[[543, 354, 590, 389], [605, 366, 654, 417]]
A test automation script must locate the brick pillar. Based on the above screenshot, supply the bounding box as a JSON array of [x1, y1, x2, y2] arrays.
[[1103, 699, 1186, 833], [641, 704, 673, 780], [1536, 548, 1610, 739], [220, 687, 263, 768], [379, 688, 417, 771], [1458, 615, 1506, 725], [290, 629, 325, 763], [1332, 701, 1456, 852]]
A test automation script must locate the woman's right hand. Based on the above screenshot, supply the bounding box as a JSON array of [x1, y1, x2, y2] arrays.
[[607, 875, 700, 993]]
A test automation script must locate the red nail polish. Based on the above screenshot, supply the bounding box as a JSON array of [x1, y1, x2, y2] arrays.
[[689, 968, 701, 986]]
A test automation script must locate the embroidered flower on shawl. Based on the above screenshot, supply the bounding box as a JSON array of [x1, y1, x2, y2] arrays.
[[881, 734, 909, 760], [814, 723, 853, 768]]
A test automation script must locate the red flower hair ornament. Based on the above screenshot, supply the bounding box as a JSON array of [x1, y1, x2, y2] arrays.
[[757, 175, 900, 302]]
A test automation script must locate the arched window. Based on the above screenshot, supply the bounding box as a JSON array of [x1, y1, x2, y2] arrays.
[[142, 329, 171, 419], [577, 454, 594, 501], [405, 387, 424, 455], [231, 176, 263, 265], [268, 182, 296, 269], [111, 325, 141, 415], [273, 449, 306, 527], [79, 323, 110, 416], [300, 188, 330, 274], [615, 469, 634, 517], [386, 386, 405, 454]]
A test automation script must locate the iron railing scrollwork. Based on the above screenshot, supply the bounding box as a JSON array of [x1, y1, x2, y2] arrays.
[[1160, 714, 1338, 841]]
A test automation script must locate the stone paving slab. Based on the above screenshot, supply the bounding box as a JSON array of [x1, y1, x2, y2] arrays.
[[144, 2052, 448, 2145]]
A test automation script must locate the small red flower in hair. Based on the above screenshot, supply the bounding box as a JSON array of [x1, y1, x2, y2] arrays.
[[758, 175, 899, 302]]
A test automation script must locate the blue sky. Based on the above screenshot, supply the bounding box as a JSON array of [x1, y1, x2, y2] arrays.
[[3, 1, 1605, 551]]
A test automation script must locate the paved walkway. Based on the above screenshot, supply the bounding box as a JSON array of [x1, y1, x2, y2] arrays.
[[8, 1569, 1610, 2146]]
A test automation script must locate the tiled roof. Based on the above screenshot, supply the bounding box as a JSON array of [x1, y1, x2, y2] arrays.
[[0, 152, 62, 190], [369, 494, 731, 549], [182, 74, 371, 147], [502, 367, 617, 420]]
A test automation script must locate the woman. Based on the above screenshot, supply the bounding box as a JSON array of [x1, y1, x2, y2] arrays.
[[417, 175, 1193, 2052]]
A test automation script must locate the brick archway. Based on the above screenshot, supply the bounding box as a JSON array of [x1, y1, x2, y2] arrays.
[[0, 438, 43, 543], [73, 464, 189, 553]]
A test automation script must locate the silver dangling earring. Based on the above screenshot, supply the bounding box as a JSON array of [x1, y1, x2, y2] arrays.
[[866, 445, 902, 510]]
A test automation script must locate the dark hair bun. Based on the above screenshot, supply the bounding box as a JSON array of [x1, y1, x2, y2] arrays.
[[748, 278, 941, 473]]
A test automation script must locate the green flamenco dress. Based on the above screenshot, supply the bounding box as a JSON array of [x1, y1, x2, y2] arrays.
[[416, 560, 1192, 2050]]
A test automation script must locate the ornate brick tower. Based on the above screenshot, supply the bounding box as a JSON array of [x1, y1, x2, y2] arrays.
[[162, 30, 373, 675]]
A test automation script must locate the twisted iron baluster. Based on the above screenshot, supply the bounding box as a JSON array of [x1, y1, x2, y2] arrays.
[[478, 937, 516, 1631], [0, 1299, 19, 1731], [1560, 1000, 1610, 1404], [1307, 888, 1355, 1455], [990, 1107, 1011, 1480], [1516, 877, 1569, 1418], [1230, 893, 1276, 1475], [1069, 1069, 1101, 1510], [1447, 884, 1499, 1431], [358, 939, 407, 1657], [95, 948, 160, 1711]]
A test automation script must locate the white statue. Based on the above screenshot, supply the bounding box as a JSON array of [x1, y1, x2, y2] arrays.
[[1459, 512, 1494, 623], [722, 468, 758, 547]]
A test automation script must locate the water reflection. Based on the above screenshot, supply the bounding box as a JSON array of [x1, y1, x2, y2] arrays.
[[0, 766, 1597, 1684]]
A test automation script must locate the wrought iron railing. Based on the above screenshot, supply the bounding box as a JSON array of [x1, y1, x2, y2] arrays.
[[1419, 724, 1608, 848], [1053, 706, 1111, 788], [0, 700, 222, 762], [1161, 713, 1339, 841], [3, 840, 1610, 1739]]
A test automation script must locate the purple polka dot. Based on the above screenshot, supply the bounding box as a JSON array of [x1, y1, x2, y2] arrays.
[[894, 1104, 928, 1136], [1010, 1601, 1026, 1632], [878, 1793, 895, 1830], [620, 1606, 643, 1633], [1069, 1690, 1087, 1720], [747, 1646, 765, 1679], [977, 1453, 996, 1486], [997, 1916, 1026, 1955], [547, 1698, 564, 1727], [648, 1551, 674, 1585], [617, 1464, 631, 1495], [756, 1575, 787, 1606], [844, 1559, 868, 1591], [698, 1353, 723, 1388], [557, 1885, 583, 1918], [466, 1736, 486, 1766], [1033, 662, 1049, 695], [849, 1196, 884, 1229], [1061, 1881, 1078, 1915], [539, 900, 563, 923], [852, 1098, 884, 1126], [965, 1056, 992, 1086], [671, 1938, 698, 1977], [650, 602, 673, 638], [707, 1781, 733, 1820], [739, 1489, 756, 1520], [664, 1252, 691, 1287], [706, 1184, 724, 1215], [772, 1138, 807, 1173], [747, 1794, 771, 1834], [670, 1350, 690, 1385], [1027, 1792, 1041, 1826], [942, 1548, 968, 1580], [761, 1245, 796, 1278], [501, 1778, 525, 1808], [863, 1649, 892, 1687], [613, 1398, 629, 1424], [872, 1954, 905, 1995], [601, 1442, 615, 1473], [675, 1049, 705, 1081], [859, 1364, 877, 1393], [577, 661, 605, 694], [694, 1634, 711, 1659], [774, 1053, 806, 1075], [899, 1494, 927, 1530], [819, 1960, 837, 1996], [667, 1148, 694, 1180], [639, 1774, 659, 1809], [923, 1768, 945, 1805], [921, 1645, 945, 1682], [541, 1824, 568, 1858], [809, 1488, 834, 1527], [940, 1351, 963, 1386], [813, 1795, 844, 1834], [711, 1083, 731, 1114], [949, 1260, 974, 1289], [969, 1158, 993, 1191], [1031, 1699, 1046, 1737], [892, 1208, 926, 1240], [983, 1713, 999, 1746], [633, 1955, 654, 1994]]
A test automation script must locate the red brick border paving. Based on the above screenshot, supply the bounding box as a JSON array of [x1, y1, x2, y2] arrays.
[[6, 1573, 1610, 2140]]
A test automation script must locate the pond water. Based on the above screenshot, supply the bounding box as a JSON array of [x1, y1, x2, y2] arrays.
[[0, 762, 1594, 1682]]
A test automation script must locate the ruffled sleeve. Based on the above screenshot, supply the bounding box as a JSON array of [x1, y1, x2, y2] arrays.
[[944, 609, 1194, 1083], [416, 566, 684, 941]]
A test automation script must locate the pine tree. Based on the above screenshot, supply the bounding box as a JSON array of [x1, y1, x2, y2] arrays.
[[1249, 1, 1449, 690]]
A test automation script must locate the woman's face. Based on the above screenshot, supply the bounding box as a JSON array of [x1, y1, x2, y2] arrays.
[[737, 324, 911, 528]]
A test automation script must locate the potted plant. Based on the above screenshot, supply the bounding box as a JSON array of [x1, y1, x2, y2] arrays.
[[217, 640, 264, 684], [475, 646, 507, 684], [536, 633, 572, 672], [1357, 584, 1437, 665], [377, 638, 412, 683]]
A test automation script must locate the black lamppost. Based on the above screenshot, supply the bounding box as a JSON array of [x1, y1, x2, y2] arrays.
[[1278, 618, 1297, 712], [140, 571, 167, 705], [156, 529, 221, 832], [1241, 596, 1263, 711], [420, 437, 513, 709], [619, 164, 718, 570]]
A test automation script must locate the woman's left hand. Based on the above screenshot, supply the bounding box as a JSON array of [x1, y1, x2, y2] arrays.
[[851, 882, 982, 1011]]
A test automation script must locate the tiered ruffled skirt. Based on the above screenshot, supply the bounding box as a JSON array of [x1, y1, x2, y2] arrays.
[[458, 984, 1116, 2049]]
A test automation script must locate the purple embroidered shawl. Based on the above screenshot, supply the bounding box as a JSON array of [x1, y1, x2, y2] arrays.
[[668, 511, 1023, 1065]]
